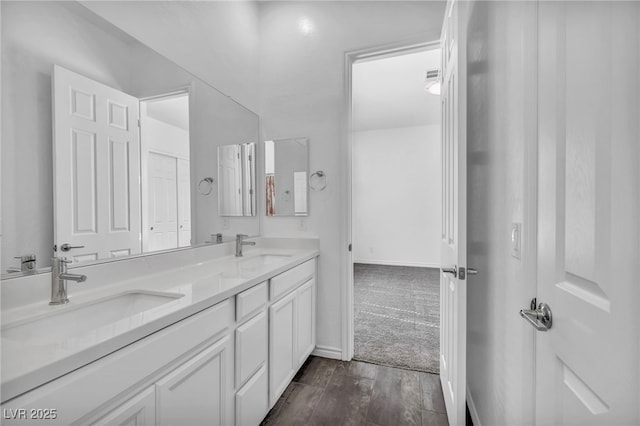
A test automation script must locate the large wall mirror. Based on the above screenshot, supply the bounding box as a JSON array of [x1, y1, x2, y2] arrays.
[[2, 1, 259, 276], [265, 138, 309, 217]]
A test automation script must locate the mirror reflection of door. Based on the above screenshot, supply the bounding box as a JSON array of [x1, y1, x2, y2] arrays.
[[218, 144, 244, 216], [140, 93, 191, 253], [52, 65, 142, 263]]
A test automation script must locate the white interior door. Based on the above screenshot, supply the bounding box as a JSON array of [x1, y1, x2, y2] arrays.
[[218, 144, 243, 216], [534, 2, 640, 424], [53, 65, 141, 263], [147, 152, 178, 252], [439, 1, 467, 425]]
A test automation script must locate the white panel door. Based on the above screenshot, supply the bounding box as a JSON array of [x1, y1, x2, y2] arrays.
[[147, 152, 178, 252], [218, 144, 242, 216], [535, 2, 640, 424], [439, 1, 467, 425], [53, 65, 141, 263], [156, 336, 233, 426]]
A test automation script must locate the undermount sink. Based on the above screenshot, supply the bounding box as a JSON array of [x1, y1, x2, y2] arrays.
[[2, 291, 184, 346], [240, 254, 292, 267]]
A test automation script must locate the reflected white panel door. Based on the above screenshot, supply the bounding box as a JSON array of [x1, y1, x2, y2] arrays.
[[53, 65, 141, 263], [535, 2, 640, 424], [219, 144, 243, 215], [177, 158, 191, 247], [147, 152, 178, 252], [439, 1, 467, 425]]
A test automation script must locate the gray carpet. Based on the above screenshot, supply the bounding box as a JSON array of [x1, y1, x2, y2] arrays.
[[353, 263, 440, 374]]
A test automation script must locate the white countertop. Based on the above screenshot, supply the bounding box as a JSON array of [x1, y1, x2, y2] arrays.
[[1, 241, 318, 402]]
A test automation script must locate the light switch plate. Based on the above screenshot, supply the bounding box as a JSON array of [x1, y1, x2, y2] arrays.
[[511, 222, 521, 259]]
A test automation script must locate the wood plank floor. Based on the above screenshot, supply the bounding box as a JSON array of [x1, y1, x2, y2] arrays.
[[261, 356, 448, 426]]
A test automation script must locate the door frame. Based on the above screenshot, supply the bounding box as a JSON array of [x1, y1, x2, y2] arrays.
[[341, 33, 442, 361], [139, 89, 191, 253]]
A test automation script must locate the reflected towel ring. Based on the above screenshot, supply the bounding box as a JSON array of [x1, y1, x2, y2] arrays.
[[198, 177, 214, 195], [309, 171, 327, 191]]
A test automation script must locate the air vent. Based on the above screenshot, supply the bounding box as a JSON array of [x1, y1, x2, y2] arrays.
[[424, 69, 440, 82]]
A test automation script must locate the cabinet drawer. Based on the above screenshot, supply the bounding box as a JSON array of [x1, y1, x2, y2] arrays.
[[235, 311, 268, 388], [270, 259, 315, 301], [236, 281, 268, 322], [235, 365, 268, 426]]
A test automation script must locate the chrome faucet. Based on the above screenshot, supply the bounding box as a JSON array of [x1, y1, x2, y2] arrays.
[[235, 234, 255, 257], [50, 257, 87, 305]]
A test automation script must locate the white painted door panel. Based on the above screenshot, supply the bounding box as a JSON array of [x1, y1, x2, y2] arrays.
[[536, 2, 640, 424], [218, 144, 242, 216], [147, 152, 178, 252], [53, 65, 141, 263], [156, 336, 233, 426], [439, 1, 467, 425]]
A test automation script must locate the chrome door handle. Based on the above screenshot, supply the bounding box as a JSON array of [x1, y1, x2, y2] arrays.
[[442, 266, 457, 278], [520, 302, 553, 331], [60, 243, 85, 252]]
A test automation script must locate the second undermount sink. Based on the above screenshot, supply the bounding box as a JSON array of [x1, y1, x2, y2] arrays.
[[2, 291, 184, 346], [240, 254, 292, 267]]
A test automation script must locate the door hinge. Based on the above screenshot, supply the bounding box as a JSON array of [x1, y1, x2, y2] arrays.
[[137, 119, 141, 128], [348, 243, 352, 252]]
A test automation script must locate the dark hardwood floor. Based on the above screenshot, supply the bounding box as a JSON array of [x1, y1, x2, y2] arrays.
[[261, 356, 449, 426]]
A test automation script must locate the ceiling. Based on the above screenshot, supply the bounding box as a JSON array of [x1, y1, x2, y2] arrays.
[[352, 49, 441, 132]]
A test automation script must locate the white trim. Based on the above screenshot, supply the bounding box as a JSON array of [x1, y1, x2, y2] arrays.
[[353, 259, 440, 269], [466, 386, 481, 426], [311, 345, 342, 360], [342, 33, 442, 363]]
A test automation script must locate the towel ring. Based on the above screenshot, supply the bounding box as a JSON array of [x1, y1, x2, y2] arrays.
[[309, 171, 327, 191], [198, 177, 214, 195]]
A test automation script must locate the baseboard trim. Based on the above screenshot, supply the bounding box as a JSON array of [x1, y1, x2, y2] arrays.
[[311, 345, 342, 360], [466, 386, 481, 426], [353, 259, 440, 268]]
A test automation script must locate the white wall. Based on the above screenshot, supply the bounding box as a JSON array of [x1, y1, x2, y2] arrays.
[[81, 1, 260, 112], [352, 125, 441, 267], [1, 1, 133, 271], [464, 1, 537, 424], [259, 1, 446, 356]]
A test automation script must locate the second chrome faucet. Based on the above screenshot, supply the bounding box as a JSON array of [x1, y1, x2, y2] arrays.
[[50, 257, 87, 305], [235, 234, 255, 257]]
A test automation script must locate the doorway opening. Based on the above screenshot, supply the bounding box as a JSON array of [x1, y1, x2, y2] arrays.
[[349, 45, 442, 373], [139, 91, 191, 253]]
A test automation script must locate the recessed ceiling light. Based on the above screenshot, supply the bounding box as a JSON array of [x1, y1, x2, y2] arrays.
[[298, 18, 314, 36]]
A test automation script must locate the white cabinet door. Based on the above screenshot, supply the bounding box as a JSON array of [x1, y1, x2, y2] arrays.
[[156, 336, 233, 426], [95, 387, 155, 426], [235, 365, 268, 426], [296, 279, 316, 366], [269, 291, 297, 407]]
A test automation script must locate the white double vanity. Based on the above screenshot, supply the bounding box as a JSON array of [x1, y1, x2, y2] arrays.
[[1, 238, 319, 425]]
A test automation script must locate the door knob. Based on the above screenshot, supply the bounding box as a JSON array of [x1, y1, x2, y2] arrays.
[[60, 243, 85, 252], [520, 301, 552, 331], [442, 266, 457, 278]]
